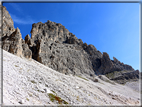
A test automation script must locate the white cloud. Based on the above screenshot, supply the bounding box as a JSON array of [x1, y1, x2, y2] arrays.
[[6, 3, 37, 25], [10, 13, 36, 25], [8, 3, 23, 13]]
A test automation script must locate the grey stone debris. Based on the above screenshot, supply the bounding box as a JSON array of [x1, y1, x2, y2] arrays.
[[3, 49, 141, 105], [2, 6, 139, 84]]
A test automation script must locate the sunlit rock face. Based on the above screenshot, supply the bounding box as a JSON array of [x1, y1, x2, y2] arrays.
[[29, 20, 103, 79], [2, 6, 32, 59], [2, 6, 139, 83]]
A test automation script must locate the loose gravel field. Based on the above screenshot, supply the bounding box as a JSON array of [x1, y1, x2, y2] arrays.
[[2, 49, 141, 106]]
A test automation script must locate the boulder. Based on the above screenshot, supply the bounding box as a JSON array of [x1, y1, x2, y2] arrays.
[[2, 28, 23, 57], [2, 6, 32, 59]]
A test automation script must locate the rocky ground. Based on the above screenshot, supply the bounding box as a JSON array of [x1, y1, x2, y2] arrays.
[[124, 81, 141, 92], [2, 49, 141, 106]]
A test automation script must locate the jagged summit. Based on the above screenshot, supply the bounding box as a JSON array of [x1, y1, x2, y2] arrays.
[[2, 6, 139, 84], [30, 19, 83, 46]]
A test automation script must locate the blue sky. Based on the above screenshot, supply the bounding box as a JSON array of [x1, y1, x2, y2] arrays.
[[3, 3, 140, 71]]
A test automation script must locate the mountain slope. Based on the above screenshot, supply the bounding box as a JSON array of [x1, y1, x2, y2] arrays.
[[2, 49, 141, 106], [2, 6, 139, 84]]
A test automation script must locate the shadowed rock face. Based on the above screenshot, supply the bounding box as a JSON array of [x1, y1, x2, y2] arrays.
[[2, 6, 139, 83], [97, 53, 134, 75], [110, 70, 139, 84]]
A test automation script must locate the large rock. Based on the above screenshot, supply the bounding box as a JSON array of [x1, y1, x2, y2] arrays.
[[2, 6, 15, 37], [2, 28, 23, 57], [2, 6, 32, 59], [22, 43, 32, 59], [98, 52, 114, 74], [28, 20, 105, 79]]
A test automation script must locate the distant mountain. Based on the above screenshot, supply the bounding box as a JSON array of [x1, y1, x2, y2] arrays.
[[2, 6, 140, 84]]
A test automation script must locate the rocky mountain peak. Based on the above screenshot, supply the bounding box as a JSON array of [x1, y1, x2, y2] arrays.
[[25, 34, 31, 45], [2, 6, 139, 84], [30, 20, 86, 47], [3, 6, 15, 37]]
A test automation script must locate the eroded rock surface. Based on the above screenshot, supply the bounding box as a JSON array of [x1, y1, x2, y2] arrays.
[[25, 18, 103, 79], [2, 6, 32, 59], [2, 6, 15, 37]]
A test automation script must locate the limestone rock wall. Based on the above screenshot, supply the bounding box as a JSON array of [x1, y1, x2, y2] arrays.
[[29, 20, 102, 78], [2, 6, 32, 59], [2, 6, 139, 82]]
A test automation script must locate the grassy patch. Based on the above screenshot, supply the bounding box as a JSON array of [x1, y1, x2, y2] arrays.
[[26, 98, 29, 101], [28, 93, 32, 97], [105, 72, 115, 79], [99, 82, 104, 85], [48, 93, 68, 104], [31, 80, 37, 84], [51, 90, 56, 94], [88, 103, 91, 105], [37, 89, 44, 93], [76, 96, 81, 102], [15, 65, 18, 67], [77, 76, 88, 81], [105, 80, 115, 85], [105, 70, 130, 79]]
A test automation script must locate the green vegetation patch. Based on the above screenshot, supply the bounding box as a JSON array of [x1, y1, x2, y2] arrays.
[[105, 70, 130, 79], [76, 96, 80, 101], [105, 71, 121, 79], [77, 76, 88, 81], [28, 93, 32, 97], [51, 90, 56, 94], [105, 72, 115, 79], [15, 65, 18, 67], [31, 80, 37, 84], [48, 93, 68, 104], [105, 80, 115, 85], [26, 98, 29, 101]]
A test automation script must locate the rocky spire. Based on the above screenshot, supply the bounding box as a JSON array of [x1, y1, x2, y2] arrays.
[[2, 6, 32, 59]]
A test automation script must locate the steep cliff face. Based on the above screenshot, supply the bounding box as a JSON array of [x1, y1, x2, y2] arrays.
[[29, 20, 103, 79], [2, 6, 139, 83], [2, 6, 15, 37], [2, 6, 32, 58]]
